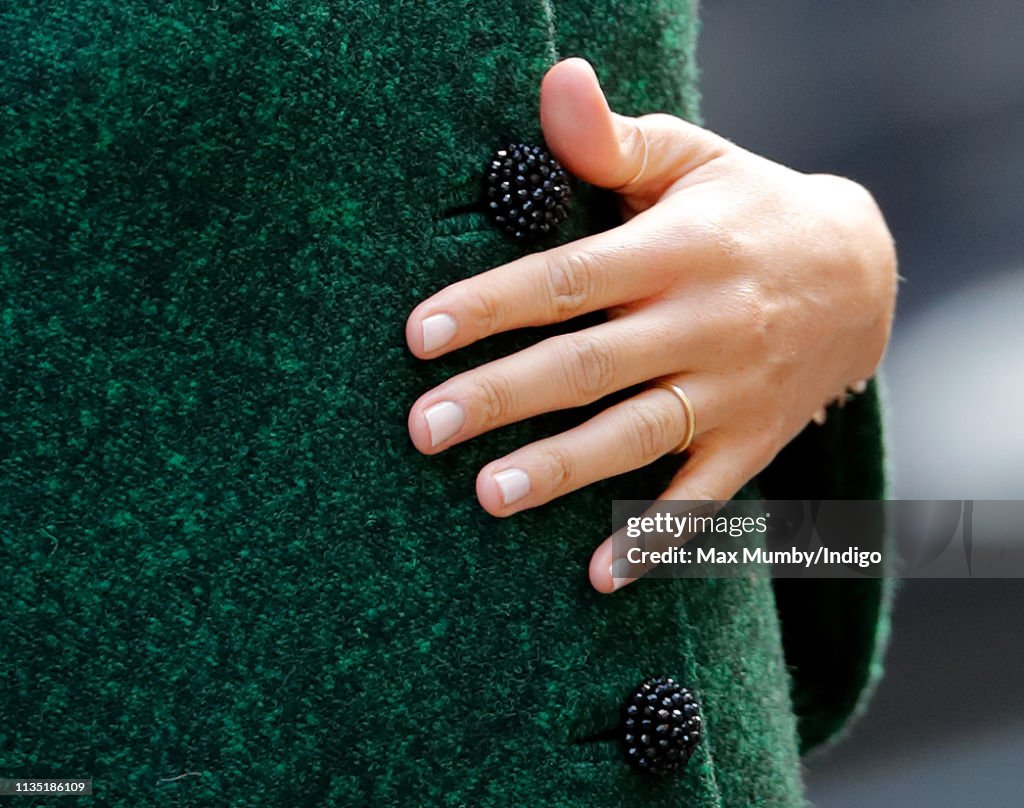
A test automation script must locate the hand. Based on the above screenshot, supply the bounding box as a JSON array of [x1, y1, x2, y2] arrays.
[[405, 57, 897, 593]]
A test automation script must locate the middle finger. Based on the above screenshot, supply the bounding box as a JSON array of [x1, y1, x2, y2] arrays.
[[408, 310, 697, 453]]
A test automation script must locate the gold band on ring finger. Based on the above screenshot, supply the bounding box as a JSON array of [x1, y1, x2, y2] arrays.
[[648, 379, 697, 455]]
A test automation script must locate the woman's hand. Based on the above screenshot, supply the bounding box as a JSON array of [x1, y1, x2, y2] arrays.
[[405, 57, 897, 593]]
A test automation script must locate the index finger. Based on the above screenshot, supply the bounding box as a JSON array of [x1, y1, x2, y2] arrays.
[[405, 217, 676, 358]]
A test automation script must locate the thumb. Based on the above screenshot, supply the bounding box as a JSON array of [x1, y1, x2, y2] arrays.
[[539, 57, 726, 201]]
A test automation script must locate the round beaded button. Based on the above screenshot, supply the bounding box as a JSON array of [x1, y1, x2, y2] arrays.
[[622, 675, 702, 775], [482, 142, 571, 242]]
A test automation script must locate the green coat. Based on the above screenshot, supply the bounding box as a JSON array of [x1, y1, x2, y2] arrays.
[[0, 1, 891, 805]]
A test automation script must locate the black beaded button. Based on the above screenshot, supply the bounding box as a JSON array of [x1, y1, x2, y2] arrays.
[[622, 676, 702, 775], [482, 142, 571, 242]]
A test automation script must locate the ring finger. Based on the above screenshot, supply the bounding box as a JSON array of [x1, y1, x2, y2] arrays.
[[475, 373, 728, 515]]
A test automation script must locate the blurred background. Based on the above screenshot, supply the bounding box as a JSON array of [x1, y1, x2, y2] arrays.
[[697, 1, 1024, 804]]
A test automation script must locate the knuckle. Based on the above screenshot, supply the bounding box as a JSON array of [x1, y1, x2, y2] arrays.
[[688, 486, 722, 506], [542, 445, 577, 489], [684, 484, 716, 503], [732, 281, 772, 348], [472, 374, 516, 424], [468, 287, 505, 337], [545, 251, 599, 317], [621, 119, 647, 159], [624, 400, 678, 463], [705, 219, 747, 263], [684, 215, 752, 270], [561, 333, 617, 399]]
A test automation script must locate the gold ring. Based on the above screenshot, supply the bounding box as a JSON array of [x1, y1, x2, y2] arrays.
[[649, 379, 696, 455]]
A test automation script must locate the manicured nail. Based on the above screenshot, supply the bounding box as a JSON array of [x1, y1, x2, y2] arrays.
[[422, 313, 457, 353], [851, 379, 868, 394], [424, 401, 464, 446], [493, 468, 530, 506], [609, 558, 633, 591]]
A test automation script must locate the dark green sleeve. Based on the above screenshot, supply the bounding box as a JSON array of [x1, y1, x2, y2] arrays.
[[762, 379, 895, 754]]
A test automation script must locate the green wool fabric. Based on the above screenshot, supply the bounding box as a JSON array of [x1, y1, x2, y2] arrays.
[[0, 1, 891, 805]]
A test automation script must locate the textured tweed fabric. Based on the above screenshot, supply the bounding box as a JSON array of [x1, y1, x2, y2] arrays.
[[1, 1, 891, 805]]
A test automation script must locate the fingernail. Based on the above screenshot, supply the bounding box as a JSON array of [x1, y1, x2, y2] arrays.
[[851, 379, 868, 394], [609, 558, 633, 590], [493, 468, 530, 506], [424, 401, 464, 446], [422, 313, 457, 353]]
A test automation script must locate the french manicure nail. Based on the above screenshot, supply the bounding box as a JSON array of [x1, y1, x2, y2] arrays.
[[609, 558, 633, 590], [424, 401, 464, 446], [422, 313, 457, 353], [493, 468, 530, 506]]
